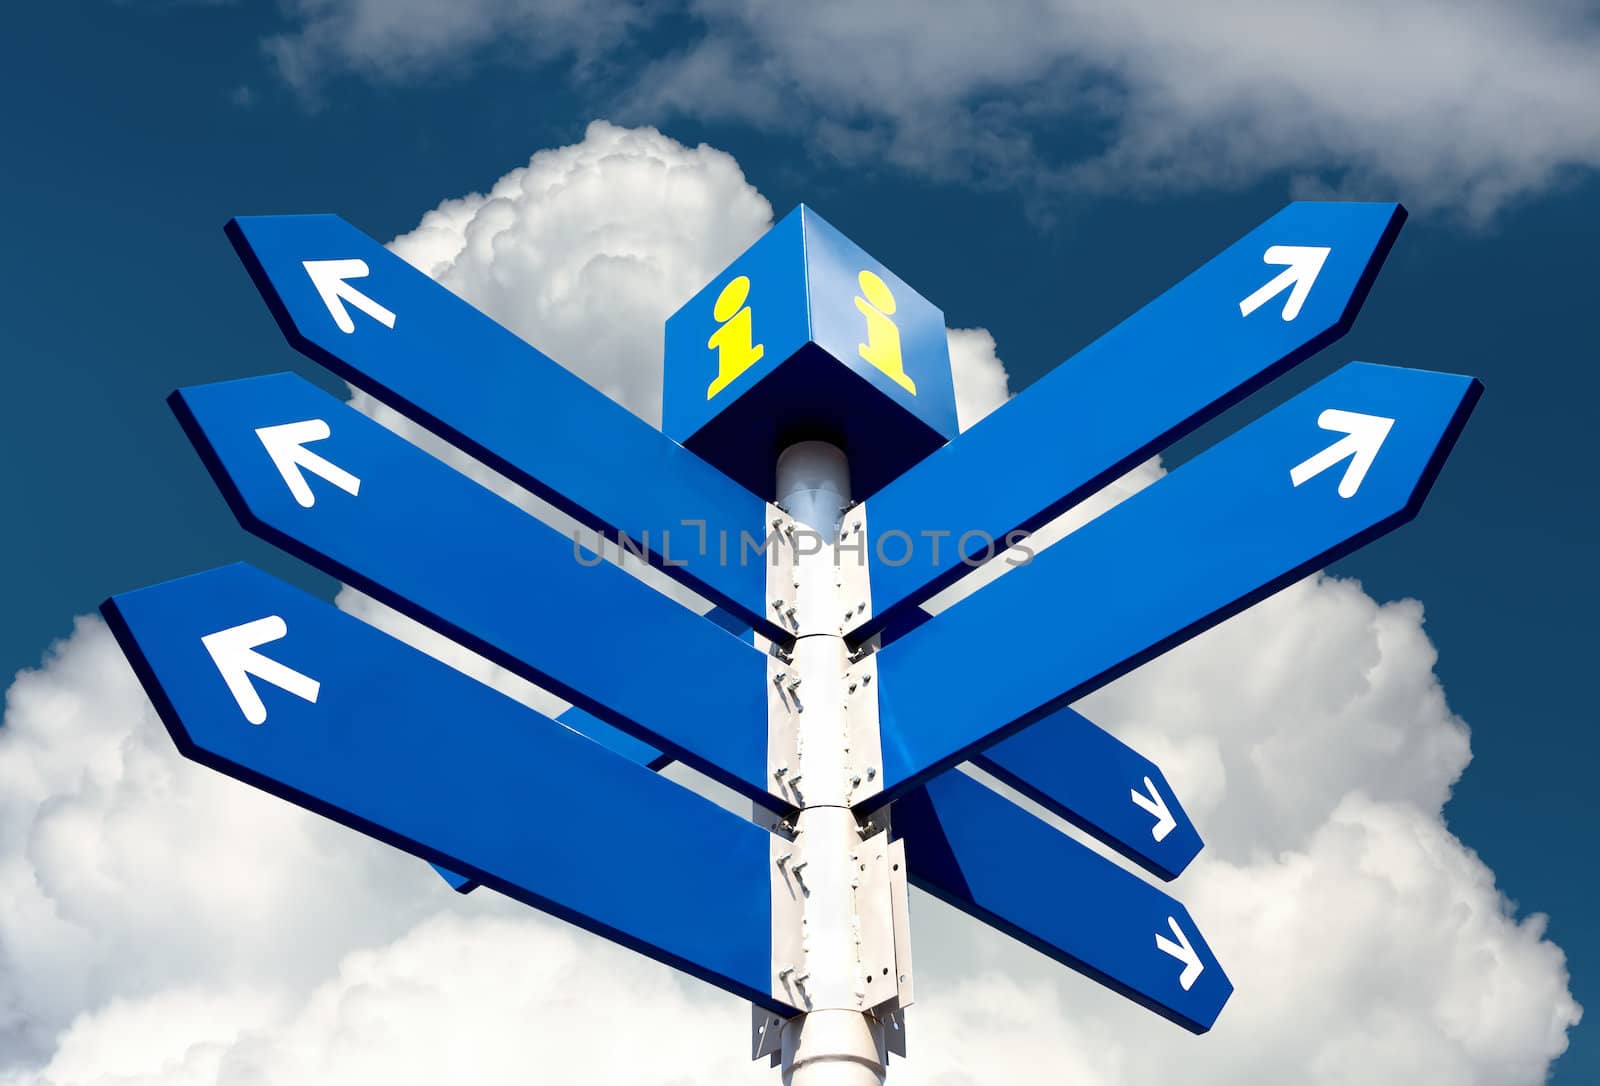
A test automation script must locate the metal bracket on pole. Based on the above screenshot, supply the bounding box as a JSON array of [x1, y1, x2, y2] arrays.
[[764, 497, 882, 810], [837, 503, 884, 809], [765, 501, 801, 641], [887, 838, 913, 1009], [870, 1004, 907, 1061], [835, 503, 872, 636], [858, 836, 913, 1060], [771, 828, 808, 1009], [768, 826, 901, 1014], [754, 1006, 787, 1065], [768, 650, 805, 808], [842, 653, 883, 808], [851, 829, 902, 1011]]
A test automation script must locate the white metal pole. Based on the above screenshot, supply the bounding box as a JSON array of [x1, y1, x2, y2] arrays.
[[774, 442, 888, 1086]]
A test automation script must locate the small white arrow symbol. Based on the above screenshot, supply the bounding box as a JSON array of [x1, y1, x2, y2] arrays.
[[255, 419, 361, 508], [1156, 916, 1204, 991], [200, 616, 320, 726], [303, 258, 396, 334], [1290, 408, 1396, 499], [1130, 776, 1178, 842], [1238, 245, 1331, 322]]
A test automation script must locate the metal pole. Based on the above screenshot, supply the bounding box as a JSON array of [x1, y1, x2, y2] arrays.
[[774, 442, 888, 1086]]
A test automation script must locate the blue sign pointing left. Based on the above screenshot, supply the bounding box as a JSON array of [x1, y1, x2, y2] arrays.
[[224, 214, 780, 640], [170, 372, 773, 806], [101, 562, 792, 1013], [434, 704, 669, 895]]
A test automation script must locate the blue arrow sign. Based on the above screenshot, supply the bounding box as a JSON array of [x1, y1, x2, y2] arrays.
[[171, 372, 773, 806], [224, 214, 782, 641], [871, 361, 1481, 802], [433, 703, 669, 895], [852, 202, 1406, 643], [895, 771, 1231, 1033], [101, 563, 792, 1013], [437, 705, 1199, 900], [973, 706, 1202, 881]]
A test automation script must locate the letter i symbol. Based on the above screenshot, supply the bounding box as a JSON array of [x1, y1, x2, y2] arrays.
[[706, 275, 764, 399], [856, 270, 916, 395]]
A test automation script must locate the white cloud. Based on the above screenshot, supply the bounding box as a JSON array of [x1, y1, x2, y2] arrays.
[[383, 119, 773, 425], [264, 0, 1600, 217], [0, 124, 1578, 1083], [378, 121, 1010, 432], [947, 326, 1011, 431], [0, 619, 454, 1069], [12, 914, 766, 1086], [1081, 575, 1473, 859], [639, 1, 1600, 218], [266, 0, 649, 93]]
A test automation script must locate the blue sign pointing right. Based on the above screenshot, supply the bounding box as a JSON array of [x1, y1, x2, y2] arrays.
[[872, 361, 1482, 802], [853, 202, 1406, 643], [895, 771, 1232, 1033], [974, 706, 1203, 881]]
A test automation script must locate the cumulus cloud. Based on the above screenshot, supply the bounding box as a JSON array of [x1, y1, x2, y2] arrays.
[[375, 121, 1010, 431], [947, 326, 1011, 431], [262, 0, 1600, 217], [0, 124, 1578, 1083], [0, 619, 451, 1069], [383, 119, 772, 424]]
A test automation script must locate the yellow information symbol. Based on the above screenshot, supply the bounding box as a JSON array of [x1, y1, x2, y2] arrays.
[[706, 275, 764, 400], [855, 270, 916, 395]]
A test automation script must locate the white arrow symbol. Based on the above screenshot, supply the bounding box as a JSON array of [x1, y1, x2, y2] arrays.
[[1155, 916, 1204, 991], [1130, 776, 1178, 842], [200, 616, 320, 726], [255, 419, 361, 508], [1238, 245, 1331, 322], [1289, 408, 1396, 499], [303, 258, 397, 334]]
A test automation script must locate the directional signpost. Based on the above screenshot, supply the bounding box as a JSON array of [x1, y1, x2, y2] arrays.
[[170, 371, 773, 803], [105, 563, 788, 1011], [972, 706, 1203, 881], [850, 202, 1405, 643], [894, 771, 1230, 1032], [225, 215, 781, 639], [103, 198, 1479, 1084], [869, 361, 1481, 802]]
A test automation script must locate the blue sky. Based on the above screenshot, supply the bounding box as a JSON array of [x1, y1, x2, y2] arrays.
[[3, 3, 1597, 1082]]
